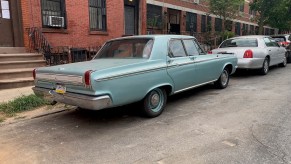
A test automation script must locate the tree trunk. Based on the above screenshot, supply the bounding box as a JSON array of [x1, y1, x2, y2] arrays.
[[258, 16, 264, 35]]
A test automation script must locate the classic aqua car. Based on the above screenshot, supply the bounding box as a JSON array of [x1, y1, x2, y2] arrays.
[[32, 35, 237, 117]]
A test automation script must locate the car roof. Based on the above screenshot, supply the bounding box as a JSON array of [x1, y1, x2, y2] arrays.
[[230, 35, 267, 39], [107, 35, 195, 42]]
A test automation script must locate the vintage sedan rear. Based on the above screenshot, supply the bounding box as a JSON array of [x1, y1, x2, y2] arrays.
[[210, 35, 287, 75], [33, 35, 237, 117]]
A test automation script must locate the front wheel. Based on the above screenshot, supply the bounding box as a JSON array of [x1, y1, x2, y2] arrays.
[[141, 88, 167, 118], [214, 68, 229, 89], [259, 58, 269, 75]]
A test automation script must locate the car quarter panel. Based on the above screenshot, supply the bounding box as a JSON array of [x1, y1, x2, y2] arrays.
[[91, 60, 174, 106]]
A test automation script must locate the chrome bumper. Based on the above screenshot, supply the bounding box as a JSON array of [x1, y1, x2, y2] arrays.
[[32, 87, 112, 110]]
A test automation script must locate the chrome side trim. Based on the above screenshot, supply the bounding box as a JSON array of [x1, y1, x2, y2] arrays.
[[174, 79, 217, 94], [36, 73, 83, 85], [96, 66, 167, 82]]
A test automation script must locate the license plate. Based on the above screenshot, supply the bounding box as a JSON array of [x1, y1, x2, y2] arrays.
[[55, 84, 66, 94]]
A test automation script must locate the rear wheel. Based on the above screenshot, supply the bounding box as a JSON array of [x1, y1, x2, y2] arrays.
[[279, 57, 287, 67], [214, 68, 229, 89], [259, 58, 269, 75], [141, 88, 167, 118]]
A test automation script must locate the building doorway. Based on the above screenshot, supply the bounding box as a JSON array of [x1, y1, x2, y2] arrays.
[[0, 0, 23, 47], [0, 0, 14, 46], [124, 0, 139, 35]]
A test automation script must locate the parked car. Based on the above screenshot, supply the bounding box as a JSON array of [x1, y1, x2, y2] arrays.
[[271, 34, 291, 63], [32, 35, 237, 118], [209, 35, 287, 75]]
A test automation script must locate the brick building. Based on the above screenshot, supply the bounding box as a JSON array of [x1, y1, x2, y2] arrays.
[[146, 0, 275, 38], [18, 0, 147, 49], [0, 0, 276, 50]]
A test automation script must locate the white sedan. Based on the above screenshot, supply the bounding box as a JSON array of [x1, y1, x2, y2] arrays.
[[210, 35, 287, 75]]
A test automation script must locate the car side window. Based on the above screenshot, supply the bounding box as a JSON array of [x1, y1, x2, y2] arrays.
[[193, 39, 206, 55], [183, 39, 199, 56], [169, 39, 187, 57], [263, 38, 273, 47], [270, 39, 280, 47]]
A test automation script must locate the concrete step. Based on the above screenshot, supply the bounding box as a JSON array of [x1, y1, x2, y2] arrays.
[[0, 60, 46, 69], [0, 53, 44, 62], [0, 77, 34, 90], [0, 47, 26, 54], [0, 68, 35, 80]]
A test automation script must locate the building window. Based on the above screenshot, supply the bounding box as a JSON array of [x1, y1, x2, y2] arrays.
[[147, 4, 162, 29], [89, 0, 106, 31], [239, 4, 244, 12], [215, 18, 222, 32], [201, 15, 206, 32], [186, 12, 197, 33], [235, 22, 241, 35], [41, 0, 66, 28], [207, 16, 212, 32], [225, 20, 233, 31]]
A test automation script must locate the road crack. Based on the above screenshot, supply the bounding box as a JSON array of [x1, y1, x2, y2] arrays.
[[250, 124, 288, 164]]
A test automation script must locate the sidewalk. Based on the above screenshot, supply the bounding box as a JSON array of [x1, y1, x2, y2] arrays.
[[0, 86, 34, 103]]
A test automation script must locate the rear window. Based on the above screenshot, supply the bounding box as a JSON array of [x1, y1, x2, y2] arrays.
[[272, 37, 286, 42], [220, 38, 258, 48], [94, 39, 154, 59]]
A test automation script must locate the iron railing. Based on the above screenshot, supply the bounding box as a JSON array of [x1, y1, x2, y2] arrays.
[[28, 27, 101, 66], [28, 27, 52, 65]]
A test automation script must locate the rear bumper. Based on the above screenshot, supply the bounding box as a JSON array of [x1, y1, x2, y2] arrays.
[[237, 58, 265, 69], [32, 87, 112, 110]]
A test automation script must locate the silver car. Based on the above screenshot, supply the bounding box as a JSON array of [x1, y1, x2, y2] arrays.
[[210, 35, 287, 75]]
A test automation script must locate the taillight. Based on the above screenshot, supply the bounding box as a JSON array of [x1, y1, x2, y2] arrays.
[[243, 50, 253, 58], [33, 69, 36, 79], [207, 51, 212, 54], [282, 42, 289, 47], [84, 70, 92, 86]]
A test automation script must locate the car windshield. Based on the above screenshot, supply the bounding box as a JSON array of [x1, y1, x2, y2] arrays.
[[94, 38, 154, 59], [220, 38, 258, 48]]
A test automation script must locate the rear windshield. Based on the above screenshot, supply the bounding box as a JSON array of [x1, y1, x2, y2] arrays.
[[220, 38, 258, 48], [272, 37, 286, 42], [94, 38, 154, 59]]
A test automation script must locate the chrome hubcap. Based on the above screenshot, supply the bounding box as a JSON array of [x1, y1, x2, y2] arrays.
[[264, 60, 268, 72], [221, 70, 228, 86], [150, 93, 160, 108]]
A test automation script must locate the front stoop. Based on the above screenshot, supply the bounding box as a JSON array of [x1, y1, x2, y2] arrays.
[[0, 47, 46, 90]]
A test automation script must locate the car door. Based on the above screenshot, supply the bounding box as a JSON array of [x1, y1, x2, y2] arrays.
[[263, 37, 279, 65], [271, 40, 286, 63], [189, 39, 222, 84], [166, 39, 196, 92]]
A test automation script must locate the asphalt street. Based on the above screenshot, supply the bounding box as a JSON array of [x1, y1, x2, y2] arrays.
[[0, 65, 291, 164]]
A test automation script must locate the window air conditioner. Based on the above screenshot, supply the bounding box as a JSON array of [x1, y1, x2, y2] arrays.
[[47, 16, 64, 27]]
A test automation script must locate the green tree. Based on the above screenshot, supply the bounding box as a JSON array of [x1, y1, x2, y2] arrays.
[[267, 0, 291, 32], [249, 0, 286, 34], [208, 0, 244, 31]]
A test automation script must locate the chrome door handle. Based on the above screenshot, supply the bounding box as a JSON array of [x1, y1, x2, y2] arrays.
[[189, 56, 195, 60]]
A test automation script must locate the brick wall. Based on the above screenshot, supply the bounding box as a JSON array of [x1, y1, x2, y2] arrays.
[[21, 0, 147, 49]]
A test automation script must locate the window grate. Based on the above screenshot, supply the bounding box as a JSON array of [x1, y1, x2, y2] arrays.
[[89, 0, 106, 31], [41, 0, 66, 28]]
